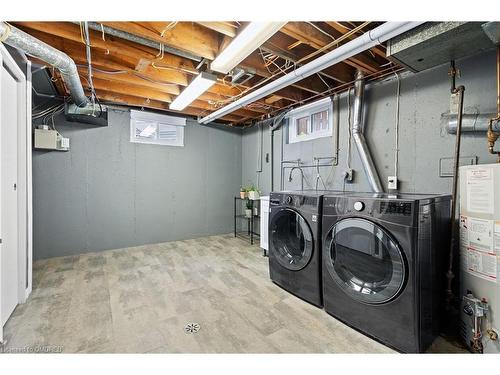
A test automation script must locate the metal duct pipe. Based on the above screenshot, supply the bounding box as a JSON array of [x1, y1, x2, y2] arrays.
[[199, 22, 424, 124], [445, 113, 500, 133], [0, 22, 89, 107], [352, 71, 384, 193], [83, 22, 202, 62]]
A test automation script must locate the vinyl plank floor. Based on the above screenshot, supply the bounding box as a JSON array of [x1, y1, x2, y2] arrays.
[[1, 234, 427, 353]]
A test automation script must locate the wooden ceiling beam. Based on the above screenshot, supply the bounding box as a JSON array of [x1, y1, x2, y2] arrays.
[[197, 22, 239, 38], [264, 31, 356, 83], [280, 22, 380, 74], [87, 77, 173, 103], [78, 66, 181, 96], [198, 92, 271, 115], [94, 89, 242, 123], [13, 22, 198, 74], [189, 99, 262, 119], [323, 21, 387, 59], [240, 52, 332, 96], [17, 28, 191, 88], [99, 22, 218, 60]]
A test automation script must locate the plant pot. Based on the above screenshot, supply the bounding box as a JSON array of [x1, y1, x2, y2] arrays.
[[248, 190, 260, 200], [239, 191, 246, 199], [244, 209, 252, 218]]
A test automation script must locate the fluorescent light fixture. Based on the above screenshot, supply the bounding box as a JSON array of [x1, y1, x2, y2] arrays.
[[169, 72, 217, 111], [210, 22, 287, 74]]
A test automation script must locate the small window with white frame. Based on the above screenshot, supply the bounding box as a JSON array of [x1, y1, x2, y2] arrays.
[[288, 97, 333, 143], [130, 110, 186, 146]]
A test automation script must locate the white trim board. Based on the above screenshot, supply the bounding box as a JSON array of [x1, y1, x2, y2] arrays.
[[0, 44, 32, 343]]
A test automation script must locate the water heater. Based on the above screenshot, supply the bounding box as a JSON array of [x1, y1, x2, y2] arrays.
[[459, 163, 500, 353]]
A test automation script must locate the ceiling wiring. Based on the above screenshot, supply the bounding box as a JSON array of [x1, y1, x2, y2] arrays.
[[160, 22, 178, 37], [306, 22, 336, 41]]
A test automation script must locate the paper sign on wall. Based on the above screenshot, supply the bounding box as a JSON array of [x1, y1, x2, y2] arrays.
[[460, 215, 498, 283], [466, 167, 494, 214]]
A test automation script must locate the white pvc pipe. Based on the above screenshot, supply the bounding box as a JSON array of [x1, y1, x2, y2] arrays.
[[199, 22, 424, 124]]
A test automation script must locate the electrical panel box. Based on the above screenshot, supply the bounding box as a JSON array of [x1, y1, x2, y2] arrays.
[[34, 128, 69, 151]]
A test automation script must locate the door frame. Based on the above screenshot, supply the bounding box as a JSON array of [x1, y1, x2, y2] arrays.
[[0, 44, 32, 343]]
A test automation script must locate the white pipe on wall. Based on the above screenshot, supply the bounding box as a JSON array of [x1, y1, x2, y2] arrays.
[[199, 22, 424, 124]]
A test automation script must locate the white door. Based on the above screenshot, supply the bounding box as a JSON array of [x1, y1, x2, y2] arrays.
[[1, 60, 19, 328]]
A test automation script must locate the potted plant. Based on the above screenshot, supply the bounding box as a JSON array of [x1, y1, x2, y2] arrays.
[[239, 187, 247, 199], [247, 185, 260, 200], [245, 200, 253, 218]]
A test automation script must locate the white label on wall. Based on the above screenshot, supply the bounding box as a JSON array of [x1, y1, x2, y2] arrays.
[[495, 221, 500, 255], [466, 167, 494, 214], [468, 217, 493, 252], [465, 248, 497, 283], [460, 215, 499, 283]]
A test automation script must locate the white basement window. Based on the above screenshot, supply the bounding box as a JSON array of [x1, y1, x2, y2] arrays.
[[288, 97, 333, 143], [130, 110, 186, 147]]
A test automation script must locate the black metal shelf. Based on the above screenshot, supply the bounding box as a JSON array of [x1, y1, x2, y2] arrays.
[[234, 197, 260, 245]]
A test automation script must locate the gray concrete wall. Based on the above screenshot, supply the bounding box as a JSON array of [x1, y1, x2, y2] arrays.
[[33, 109, 242, 259], [242, 49, 498, 195]]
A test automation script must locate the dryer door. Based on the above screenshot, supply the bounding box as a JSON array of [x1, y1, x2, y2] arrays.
[[324, 218, 406, 304], [270, 208, 313, 271]]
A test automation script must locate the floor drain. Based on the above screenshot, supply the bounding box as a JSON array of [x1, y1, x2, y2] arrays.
[[184, 323, 200, 334]]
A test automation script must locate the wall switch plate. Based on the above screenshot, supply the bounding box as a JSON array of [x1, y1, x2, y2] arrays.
[[450, 92, 460, 114], [388, 176, 398, 190], [343, 169, 354, 183]]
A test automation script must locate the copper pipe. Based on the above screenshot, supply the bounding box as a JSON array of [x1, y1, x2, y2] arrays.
[[445, 85, 465, 312], [496, 45, 500, 118]]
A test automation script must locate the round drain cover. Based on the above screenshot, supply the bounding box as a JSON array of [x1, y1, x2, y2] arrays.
[[184, 323, 200, 334]]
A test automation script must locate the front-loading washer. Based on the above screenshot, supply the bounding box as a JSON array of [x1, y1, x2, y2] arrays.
[[268, 190, 327, 307]]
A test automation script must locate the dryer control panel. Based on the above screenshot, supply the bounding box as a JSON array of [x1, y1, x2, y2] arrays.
[[323, 196, 416, 226], [270, 192, 321, 211]]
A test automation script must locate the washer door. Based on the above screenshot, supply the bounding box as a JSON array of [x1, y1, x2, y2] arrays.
[[324, 218, 406, 304], [270, 208, 313, 271]]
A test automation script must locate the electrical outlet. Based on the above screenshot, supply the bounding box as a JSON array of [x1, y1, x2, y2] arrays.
[[343, 169, 354, 183], [388, 176, 398, 190]]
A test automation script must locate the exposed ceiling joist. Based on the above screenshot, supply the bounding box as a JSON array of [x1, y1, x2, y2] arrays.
[[17, 21, 397, 125], [99, 22, 219, 60], [197, 22, 239, 38]]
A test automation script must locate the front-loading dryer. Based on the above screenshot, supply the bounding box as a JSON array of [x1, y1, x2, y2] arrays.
[[322, 192, 451, 352], [268, 190, 326, 307]]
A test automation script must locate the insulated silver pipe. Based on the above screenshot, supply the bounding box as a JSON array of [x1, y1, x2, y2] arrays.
[[445, 113, 500, 133], [352, 71, 384, 193], [0, 22, 89, 107]]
